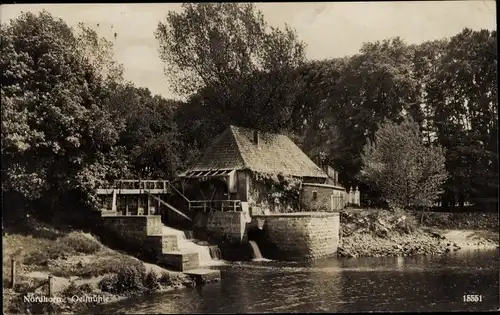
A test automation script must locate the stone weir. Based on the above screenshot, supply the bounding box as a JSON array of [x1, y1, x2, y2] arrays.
[[94, 211, 220, 284], [194, 210, 341, 261]]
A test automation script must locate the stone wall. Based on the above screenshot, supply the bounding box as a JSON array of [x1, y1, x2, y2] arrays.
[[99, 214, 163, 249], [250, 212, 340, 260], [193, 211, 251, 243]]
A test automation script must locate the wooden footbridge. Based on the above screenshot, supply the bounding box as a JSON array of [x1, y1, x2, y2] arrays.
[[96, 179, 243, 221]]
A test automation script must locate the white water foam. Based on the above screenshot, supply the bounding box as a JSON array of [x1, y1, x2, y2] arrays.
[[162, 226, 225, 267]]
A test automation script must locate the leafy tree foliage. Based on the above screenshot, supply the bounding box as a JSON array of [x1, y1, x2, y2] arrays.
[[2, 6, 495, 220], [425, 29, 497, 207], [105, 84, 185, 179], [1, 11, 123, 215], [156, 3, 306, 143], [360, 117, 448, 209]]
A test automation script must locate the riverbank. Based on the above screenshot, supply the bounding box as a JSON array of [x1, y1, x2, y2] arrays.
[[2, 221, 196, 314], [337, 209, 499, 258]]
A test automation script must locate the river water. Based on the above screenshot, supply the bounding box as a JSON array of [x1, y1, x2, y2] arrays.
[[91, 249, 499, 313]]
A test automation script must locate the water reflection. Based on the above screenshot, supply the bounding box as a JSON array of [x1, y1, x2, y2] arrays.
[[89, 250, 499, 314]]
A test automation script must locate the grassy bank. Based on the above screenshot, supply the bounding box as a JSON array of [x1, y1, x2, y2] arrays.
[[337, 209, 499, 258], [2, 222, 196, 314]]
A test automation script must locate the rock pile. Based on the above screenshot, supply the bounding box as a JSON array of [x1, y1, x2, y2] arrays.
[[337, 210, 451, 258]]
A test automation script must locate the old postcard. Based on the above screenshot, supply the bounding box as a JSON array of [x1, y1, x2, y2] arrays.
[[1, 2, 498, 314]]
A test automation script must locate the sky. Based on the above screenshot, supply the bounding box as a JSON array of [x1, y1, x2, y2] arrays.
[[1, 2, 496, 99]]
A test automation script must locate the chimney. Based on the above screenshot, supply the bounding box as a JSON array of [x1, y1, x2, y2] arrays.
[[253, 130, 259, 145]]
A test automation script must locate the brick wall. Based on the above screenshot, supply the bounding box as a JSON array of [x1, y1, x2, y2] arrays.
[[251, 212, 340, 260], [301, 183, 345, 211]]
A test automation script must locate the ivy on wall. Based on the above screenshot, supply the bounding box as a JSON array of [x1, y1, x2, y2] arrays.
[[250, 171, 302, 211]]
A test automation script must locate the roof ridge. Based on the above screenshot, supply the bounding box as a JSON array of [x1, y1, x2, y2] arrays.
[[285, 137, 325, 174], [229, 125, 250, 169]]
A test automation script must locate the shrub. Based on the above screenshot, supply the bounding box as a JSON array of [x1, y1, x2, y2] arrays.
[[97, 263, 160, 295], [98, 274, 119, 293], [61, 281, 94, 298], [115, 264, 146, 293], [22, 231, 101, 266], [59, 232, 101, 254], [77, 256, 145, 279], [23, 242, 73, 265], [12, 277, 47, 294], [158, 271, 173, 286], [158, 272, 194, 288], [142, 270, 160, 292]]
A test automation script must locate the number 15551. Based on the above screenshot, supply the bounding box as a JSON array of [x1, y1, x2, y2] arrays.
[[463, 295, 482, 302]]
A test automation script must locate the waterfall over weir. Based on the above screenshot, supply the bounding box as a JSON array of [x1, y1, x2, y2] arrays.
[[249, 240, 270, 262], [162, 226, 224, 266], [249, 241, 263, 259]]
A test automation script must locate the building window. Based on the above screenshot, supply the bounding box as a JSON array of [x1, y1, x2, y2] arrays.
[[312, 190, 318, 200]]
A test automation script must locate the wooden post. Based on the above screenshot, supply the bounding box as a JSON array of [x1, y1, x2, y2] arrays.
[[137, 193, 142, 215], [125, 195, 129, 216], [47, 275, 53, 315], [147, 194, 151, 215], [48, 275, 53, 297], [11, 258, 16, 288], [111, 189, 117, 212]]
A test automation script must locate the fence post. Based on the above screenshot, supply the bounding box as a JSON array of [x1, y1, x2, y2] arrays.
[[147, 194, 151, 215], [47, 275, 53, 315], [11, 258, 16, 288]]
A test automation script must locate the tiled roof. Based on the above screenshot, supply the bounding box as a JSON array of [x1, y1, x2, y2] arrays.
[[185, 125, 327, 178]]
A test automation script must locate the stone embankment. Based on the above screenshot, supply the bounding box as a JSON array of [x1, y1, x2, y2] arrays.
[[249, 212, 340, 260], [337, 209, 499, 258]]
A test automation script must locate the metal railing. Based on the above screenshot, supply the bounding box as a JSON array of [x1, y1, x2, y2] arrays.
[[189, 200, 242, 212]]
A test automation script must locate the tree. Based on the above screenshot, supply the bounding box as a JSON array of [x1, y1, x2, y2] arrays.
[[360, 117, 448, 210], [425, 28, 497, 207], [299, 38, 421, 190], [1, 11, 124, 218], [106, 84, 185, 178], [156, 3, 306, 143]]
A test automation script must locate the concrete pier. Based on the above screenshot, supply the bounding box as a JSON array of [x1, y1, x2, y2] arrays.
[[185, 269, 221, 285]]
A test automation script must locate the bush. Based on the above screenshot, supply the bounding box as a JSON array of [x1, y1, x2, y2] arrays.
[[77, 256, 145, 279], [12, 277, 47, 294], [59, 232, 101, 254], [158, 271, 194, 288], [98, 274, 119, 293], [143, 270, 160, 292], [23, 242, 73, 265], [115, 264, 146, 293], [158, 271, 173, 286], [62, 281, 93, 298], [21, 232, 101, 266], [98, 263, 161, 295]]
